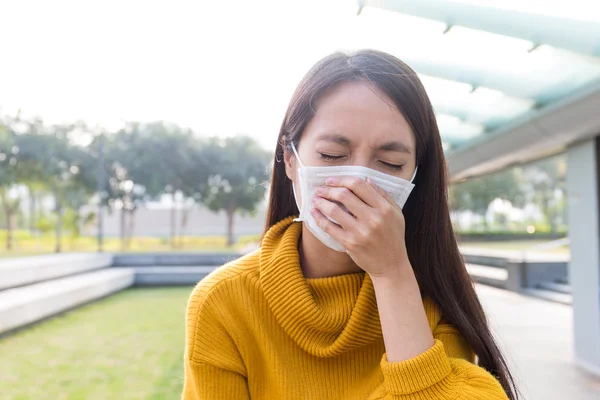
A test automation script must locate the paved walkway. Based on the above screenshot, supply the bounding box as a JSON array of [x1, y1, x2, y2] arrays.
[[477, 284, 600, 399], [461, 246, 570, 262]]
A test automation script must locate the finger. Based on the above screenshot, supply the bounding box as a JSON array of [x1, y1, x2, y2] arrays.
[[366, 178, 401, 212], [312, 196, 358, 231], [314, 185, 368, 218], [325, 176, 386, 209], [310, 207, 348, 243]]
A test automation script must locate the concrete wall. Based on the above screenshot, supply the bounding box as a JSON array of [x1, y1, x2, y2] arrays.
[[86, 204, 267, 238]]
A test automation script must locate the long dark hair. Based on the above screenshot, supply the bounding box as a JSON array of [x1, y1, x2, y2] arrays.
[[264, 49, 518, 399]]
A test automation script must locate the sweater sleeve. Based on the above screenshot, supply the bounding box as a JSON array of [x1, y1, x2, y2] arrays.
[[369, 325, 508, 400], [181, 282, 250, 400], [183, 359, 250, 399]]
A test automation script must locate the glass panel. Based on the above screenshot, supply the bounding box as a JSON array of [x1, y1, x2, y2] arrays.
[[434, 26, 600, 102], [436, 114, 484, 141], [467, 87, 534, 128], [460, 0, 600, 22], [421, 76, 534, 127], [450, 152, 569, 236], [355, 10, 600, 103]]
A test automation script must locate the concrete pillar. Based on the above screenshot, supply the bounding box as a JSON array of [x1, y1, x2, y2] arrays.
[[567, 136, 600, 376]]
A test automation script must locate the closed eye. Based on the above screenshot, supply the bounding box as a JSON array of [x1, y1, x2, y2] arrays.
[[319, 152, 404, 171], [318, 153, 346, 162], [379, 161, 404, 171]]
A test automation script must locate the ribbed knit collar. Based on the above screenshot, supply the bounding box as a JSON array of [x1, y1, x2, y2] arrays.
[[259, 216, 383, 358]]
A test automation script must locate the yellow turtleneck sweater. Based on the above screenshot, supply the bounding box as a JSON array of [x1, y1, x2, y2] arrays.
[[182, 217, 508, 399]]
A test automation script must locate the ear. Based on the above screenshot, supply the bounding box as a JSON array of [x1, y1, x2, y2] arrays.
[[282, 138, 296, 182]]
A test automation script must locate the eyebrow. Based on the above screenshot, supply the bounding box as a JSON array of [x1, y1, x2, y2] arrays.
[[317, 133, 353, 147], [317, 134, 412, 154], [378, 140, 412, 154]]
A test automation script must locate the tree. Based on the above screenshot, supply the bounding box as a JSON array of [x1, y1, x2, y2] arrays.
[[520, 155, 567, 233], [0, 112, 39, 250], [104, 161, 146, 249], [0, 118, 20, 250], [101, 128, 148, 250], [199, 136, 270, 246], [23, 124, 97, 252], [106, 122, 201, 248], [137, 122, 196, 248], [0, 112, 273, 252], [450, 168, 522, 231], [174, 134, 210, 246]]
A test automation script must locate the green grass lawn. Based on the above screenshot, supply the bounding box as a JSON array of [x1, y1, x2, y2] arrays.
[[0, 231, 260, 258], [0, 287, 192, 400]]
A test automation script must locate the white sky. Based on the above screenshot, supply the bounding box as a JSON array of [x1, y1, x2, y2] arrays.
[[0, 0, 363, 151], [1, 0, 598, 151]]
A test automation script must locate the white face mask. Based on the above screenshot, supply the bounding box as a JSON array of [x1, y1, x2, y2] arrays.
[[290, 142, 417, 252]]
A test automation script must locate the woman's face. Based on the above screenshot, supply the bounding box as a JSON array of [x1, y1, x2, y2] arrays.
[[284, 80, 417, 191]]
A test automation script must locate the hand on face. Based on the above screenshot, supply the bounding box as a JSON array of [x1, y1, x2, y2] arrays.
[[310, 176, 411, 278]]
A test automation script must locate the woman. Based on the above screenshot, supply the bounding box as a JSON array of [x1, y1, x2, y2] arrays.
[[182, 50, 518, 399]]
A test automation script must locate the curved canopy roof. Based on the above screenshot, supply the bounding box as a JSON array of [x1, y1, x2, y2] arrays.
[[355, 0, 600, 157]]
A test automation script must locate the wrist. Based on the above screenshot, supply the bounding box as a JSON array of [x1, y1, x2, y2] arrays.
[[370, 265, 434, 362], [370, 259, 416, 285]]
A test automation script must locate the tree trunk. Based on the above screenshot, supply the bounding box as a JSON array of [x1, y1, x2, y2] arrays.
[[0, 191, 14, 251], [541, 194, 552, 233], [6, 209, 14, 251], [226, 209, 235, 247], [481, 214, 489, 232], [179, 203, 193, 248], [120, 206, 126, 250], [29, 190, 36, 235], [55, 207, 64, 253], [170, 192, 177, 248], [548, 206, 557, 233], [126, 209, 136, 249]]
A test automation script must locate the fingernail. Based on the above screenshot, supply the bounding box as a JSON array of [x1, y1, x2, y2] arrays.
[[312, 197, 318, 204], [315, 186, 324, 195], [326, 177, 336, 185]]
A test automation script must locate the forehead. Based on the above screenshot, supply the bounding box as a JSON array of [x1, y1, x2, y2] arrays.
[[304, 81, 415, 150]]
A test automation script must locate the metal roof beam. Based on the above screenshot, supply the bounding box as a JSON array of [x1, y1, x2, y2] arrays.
[[446, 81, 600, 181], [362, 0, 600, 57]]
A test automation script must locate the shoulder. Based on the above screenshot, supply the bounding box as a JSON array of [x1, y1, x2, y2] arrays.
[[184, 250, 260, 367], [451, 358, 508, 399], [187, 249, 261, 313]]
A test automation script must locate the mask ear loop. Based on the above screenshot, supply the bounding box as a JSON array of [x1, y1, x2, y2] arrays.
[[290, 142, 305, 168], [409, 167, 418, 183], [290, 141, 306, 222]]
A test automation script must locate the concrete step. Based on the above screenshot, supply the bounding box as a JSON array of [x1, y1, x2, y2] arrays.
[[460, 246, 569, 263], [461, 252, 508, 269], [536, 281, 572, 294], [0, 253, 113, 290], [0, 268, 134, 334], [522, 288, 573, 305], [112, 253, 239, 267], [130, 266, 217, 286], [466, 264, 507, 289]]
